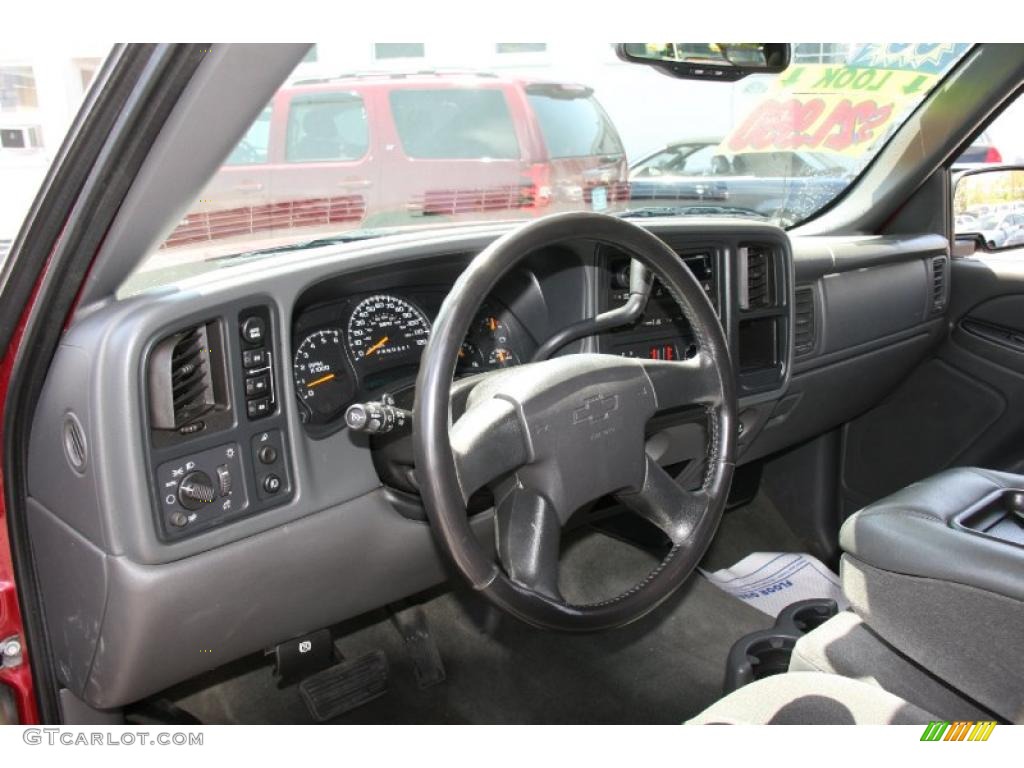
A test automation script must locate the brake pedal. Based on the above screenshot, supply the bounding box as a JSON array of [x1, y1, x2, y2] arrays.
[[298, 650, 389, 722]]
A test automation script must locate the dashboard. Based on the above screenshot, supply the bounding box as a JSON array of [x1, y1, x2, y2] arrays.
[[25, 218, 952, 710]]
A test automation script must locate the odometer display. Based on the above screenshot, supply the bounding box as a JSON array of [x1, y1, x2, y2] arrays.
[[347, 294, 430, 368]]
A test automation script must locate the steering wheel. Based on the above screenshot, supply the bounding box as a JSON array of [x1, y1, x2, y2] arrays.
[[413, 212, 737, 631]]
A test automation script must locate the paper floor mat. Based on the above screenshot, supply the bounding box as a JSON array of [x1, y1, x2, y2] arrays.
[[699, 552, 849, 617]]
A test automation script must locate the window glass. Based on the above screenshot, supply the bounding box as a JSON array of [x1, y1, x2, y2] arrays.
[[792, 43, 850, 64], [631, 145, 719, 177], [526, 90, 623, 159], [130, 43, 978, 289], [1, 47, 110, 269], [374, 43, 424, 60], [0, 66, 38, 110], [285, 93, 369, 162], [225, 107, 272, 165], [389, 89, 519, 160], [953, 95, 1024, 248], [496, 44, 547, 54]]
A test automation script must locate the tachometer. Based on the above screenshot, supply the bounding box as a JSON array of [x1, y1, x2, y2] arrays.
[[293, 329, 353, 423], [347, 294, 431, 368]]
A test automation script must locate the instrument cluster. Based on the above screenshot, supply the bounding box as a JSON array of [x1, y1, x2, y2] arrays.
[[292, 290, 530, 429]]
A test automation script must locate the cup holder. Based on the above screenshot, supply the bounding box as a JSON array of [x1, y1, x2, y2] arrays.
[[723, 598, 839, 694], [777, 598, 839, 635]]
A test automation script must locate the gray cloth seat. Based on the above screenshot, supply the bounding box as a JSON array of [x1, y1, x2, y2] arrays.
[[688, 671, 935, 725], [788, 611, 992, 722], [839, 466, 1024, 722]]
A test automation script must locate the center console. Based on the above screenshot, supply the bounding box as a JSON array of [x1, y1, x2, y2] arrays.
[[839, 466, 1024, 722]]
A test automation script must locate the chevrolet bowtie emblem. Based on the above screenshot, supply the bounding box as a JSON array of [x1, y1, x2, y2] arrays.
[[572, 394, 619, 425]]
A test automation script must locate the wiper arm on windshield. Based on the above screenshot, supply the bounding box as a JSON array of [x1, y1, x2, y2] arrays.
[[215, 229, 393, 263], [618, 205, 769, 220]]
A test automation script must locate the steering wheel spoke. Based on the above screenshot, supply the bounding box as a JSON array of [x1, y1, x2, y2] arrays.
[[494, 483, 563, 602], [450, 396, 531, 502], [615, 455, 710, 545], [642, 352, 721, 414]]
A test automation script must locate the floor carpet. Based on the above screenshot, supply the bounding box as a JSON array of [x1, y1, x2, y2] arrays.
[[163, 497, 802, 724]]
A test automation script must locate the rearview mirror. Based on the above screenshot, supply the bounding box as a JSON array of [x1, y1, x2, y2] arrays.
[[615, 43, 790, 81], [954, 167, 1024, 252]]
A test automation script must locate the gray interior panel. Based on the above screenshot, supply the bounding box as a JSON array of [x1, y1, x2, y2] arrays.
[[841, 359, 1006, 506], [26, 498, 109, 697], [842, 556, 1024, 722], [820, 261, 927, 353], [788, 611, 992, 721], [35, 488, 495, 709]]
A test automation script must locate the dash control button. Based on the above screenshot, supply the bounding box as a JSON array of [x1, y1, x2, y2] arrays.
[[258, 445, 278, 465], [216, 465, 232, 496], [245, 374, 270, 397], [247, 397, 271, 419], [243, 348, 267, 369], [240, 317, 266, 344], [263, 474, 282, 494]]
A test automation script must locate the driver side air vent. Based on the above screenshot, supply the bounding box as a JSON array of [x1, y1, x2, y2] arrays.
[[148, 322, 228, 432], [931, 256, 948, 312], [794, 286, 816, 357], [739, 245, 773, 310]]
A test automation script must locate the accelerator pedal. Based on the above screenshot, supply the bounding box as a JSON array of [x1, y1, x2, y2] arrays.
[[390, 606, 446, 689], [299, 650, 389, 722]]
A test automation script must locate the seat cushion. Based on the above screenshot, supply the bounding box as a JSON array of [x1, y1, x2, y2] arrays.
[[687, 672, 935, 725], [788, 611, 992, 722]]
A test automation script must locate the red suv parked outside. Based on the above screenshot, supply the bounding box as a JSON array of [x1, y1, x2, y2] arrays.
[[165, 72, 628, 248]]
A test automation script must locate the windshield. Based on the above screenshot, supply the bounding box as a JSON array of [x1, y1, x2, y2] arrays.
[[129, 42, 970, 290]]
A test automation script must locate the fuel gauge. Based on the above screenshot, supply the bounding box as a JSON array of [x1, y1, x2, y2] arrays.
[[487, 347, 519, 368]]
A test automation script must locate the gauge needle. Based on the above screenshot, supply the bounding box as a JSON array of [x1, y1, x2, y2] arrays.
[[364, 335, 389, 357], [307, 373, 336, 388]]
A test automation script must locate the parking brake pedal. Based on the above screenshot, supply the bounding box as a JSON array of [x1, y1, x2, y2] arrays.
[[271, 628, 336, 685], [299, 650, 389, 722]]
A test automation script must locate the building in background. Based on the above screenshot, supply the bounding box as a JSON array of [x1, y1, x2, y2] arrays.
[[0, 44, 107, 245]]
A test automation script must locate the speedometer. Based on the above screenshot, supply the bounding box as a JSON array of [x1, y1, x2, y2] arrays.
[[347, 294, 430, 368]]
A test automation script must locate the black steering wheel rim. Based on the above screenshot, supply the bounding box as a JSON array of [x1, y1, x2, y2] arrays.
[[413, 212, 737, 632]]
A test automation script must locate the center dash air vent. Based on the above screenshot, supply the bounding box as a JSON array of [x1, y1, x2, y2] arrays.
[[149, 322, 225, 432], [931, 256, 948, 312], [794, 286, 816, 357], [739, 245, 773, 310]]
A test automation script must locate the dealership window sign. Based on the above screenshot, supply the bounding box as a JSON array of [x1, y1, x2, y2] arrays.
[[724, 43, 970, 158]]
